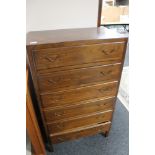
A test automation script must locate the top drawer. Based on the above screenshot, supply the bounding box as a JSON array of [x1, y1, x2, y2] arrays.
[[33, 42, 125, 71]]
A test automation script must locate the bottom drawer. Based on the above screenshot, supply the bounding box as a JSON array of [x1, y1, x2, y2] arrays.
[[50, 122, 111, 144], [47, 110, 113, 133]]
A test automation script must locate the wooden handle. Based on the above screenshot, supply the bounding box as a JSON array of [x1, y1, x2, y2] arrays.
[[102, 49, 114, 55], [54, 111, 64, 116], [48, 77, 62, 84], [99, 88, 111, 93], [102, 50, 108, 55], [100, 71, 105, 76], [97, 103, 106, 107], [57, 138, 64, 141], [56, 124, 64, 129], [45, 55, 59, 62]]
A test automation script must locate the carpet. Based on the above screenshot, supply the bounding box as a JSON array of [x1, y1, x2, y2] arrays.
[[47, 99, 129, 155]]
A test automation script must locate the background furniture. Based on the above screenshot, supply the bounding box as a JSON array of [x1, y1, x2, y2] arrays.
[[26, 66, 46, 155], [27, 27, 128, 151]]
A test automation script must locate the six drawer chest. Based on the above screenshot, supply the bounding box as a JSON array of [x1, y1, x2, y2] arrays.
[[27, 27, 128, 151]]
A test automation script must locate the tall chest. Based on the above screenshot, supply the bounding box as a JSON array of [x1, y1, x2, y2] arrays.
[[27, 27, 128, 146]]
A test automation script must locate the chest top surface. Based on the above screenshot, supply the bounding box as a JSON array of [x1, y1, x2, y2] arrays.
[[26, 27, 128, 46]]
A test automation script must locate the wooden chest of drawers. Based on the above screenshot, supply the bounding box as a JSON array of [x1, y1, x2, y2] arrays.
[[27, 27, 128, 150]]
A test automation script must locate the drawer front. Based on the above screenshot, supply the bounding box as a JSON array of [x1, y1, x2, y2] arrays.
[[34, 42, 125, 71], [50, 122, 111, 144], [43, 97, 115, 122], [47, 110, 112, 133], [38, 64, 121, 93], [41, 82, 118, 108]]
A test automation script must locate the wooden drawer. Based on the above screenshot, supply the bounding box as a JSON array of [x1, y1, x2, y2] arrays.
[[50, 122, 111, 144], [43, 97, 115, 122], [47, 110, 112, 133], [38, 64, 121, 93], [34, 42, 125, 71], [41, 82, 118, 108]]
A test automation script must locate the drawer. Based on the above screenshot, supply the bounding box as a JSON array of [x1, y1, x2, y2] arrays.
[[38, 64, 121, 93], [34, 42, 125, 71], [43, 97, 115, 122], [41, 82, 118, 108], [47, 110, 113, 133], [50, 122, 111, 144]]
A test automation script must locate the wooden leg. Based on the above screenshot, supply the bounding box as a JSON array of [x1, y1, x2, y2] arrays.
[[104, 131, 109, 137], [46, 143, 54, 152], [100, 131, 110, 137]]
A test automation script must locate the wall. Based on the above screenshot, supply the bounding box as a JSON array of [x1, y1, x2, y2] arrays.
[[26, 0, 99, 32]]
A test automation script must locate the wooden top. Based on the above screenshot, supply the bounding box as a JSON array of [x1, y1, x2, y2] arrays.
[[26, 27, 128, 45]]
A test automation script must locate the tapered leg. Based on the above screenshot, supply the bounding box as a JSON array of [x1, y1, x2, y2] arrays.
[[46, 143, 54, 152], [104, 131, 109, 137], [100, 131, 110, 137]]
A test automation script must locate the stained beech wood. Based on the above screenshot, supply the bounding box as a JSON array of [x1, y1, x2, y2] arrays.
[[50, 122, 111, 144], [27, 27, 128, 46], [26, 27, 128, 146], [26, 67, 46, 155], [43, 97, 115, 122], [34, 42, 125, 71], [47, 110, 113, 133], [38, 64, 121, 93], [41, 82, 118, 108]]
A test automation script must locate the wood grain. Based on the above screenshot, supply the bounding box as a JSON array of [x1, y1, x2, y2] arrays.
[[43, 97, 115, 122], [26, 67, 46, 155], [38, 64, 121, 93], [26, 27, 128, 146], [34, 42, 125, 71], [41, 82, 118, 108], [50, 122, 111, 144], [47, 110, 112, 133], [27, 27, 128, 46]]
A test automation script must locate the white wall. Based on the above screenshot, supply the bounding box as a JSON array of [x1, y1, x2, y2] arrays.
[[26, 0, 99, 32]]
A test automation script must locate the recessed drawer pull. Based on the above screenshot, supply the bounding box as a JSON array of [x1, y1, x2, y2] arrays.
[[97, 103, 106, 107], [98, 87, 111, 93], [98, 129, 103, 132], [100, 115, 105, 118], [107, 70, 113, 74], [100, 72, 105, 76], [48, 77, 62, 84], [54, 112, 64, 116], [45, 55, 59, 62], [102, 49, 115, 55], [96, 115, 105, 119], [56, 124, 64, 129], [100, 70, 113, 76], [48, 79, 57, 84], [57, 138, 64, 141]]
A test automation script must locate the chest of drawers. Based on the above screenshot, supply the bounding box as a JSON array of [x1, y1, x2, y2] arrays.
[[27, 27, 128, 150]]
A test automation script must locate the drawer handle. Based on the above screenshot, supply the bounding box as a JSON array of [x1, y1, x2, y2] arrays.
[[100, 70, 113, 76], [100, 72, 105, 76], [102, 49, 114, 55], [51, 95, 63, 102], [97, 103, 106, 107], [99, 87, 111, 93], [107, 70, 113, 74], [48, 77, 62, 84], [45, 55, 59, 62], [54, 112, 64, 116], [48, 79, 57, 84], [56, 124, 64, 129], [97, 115, 105, 119], [98, 129, 103, 132], [57, 138, 64, 141]]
